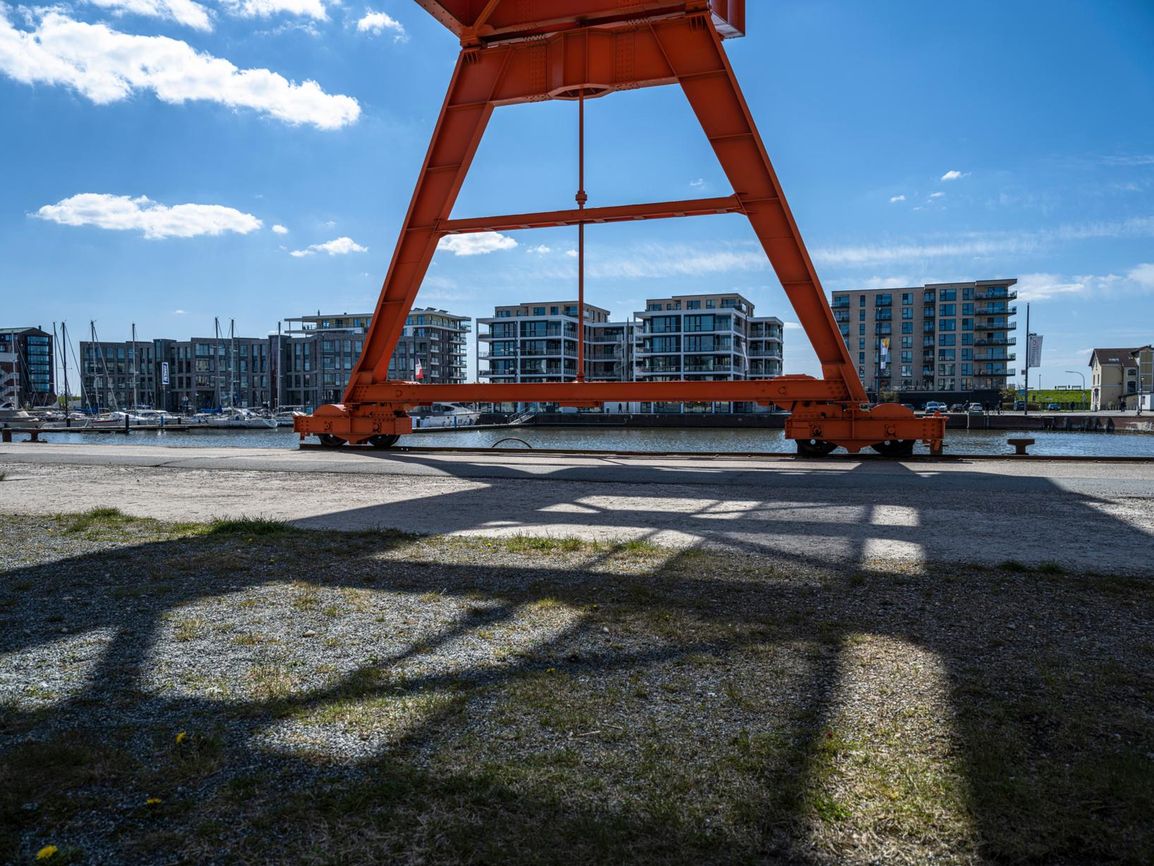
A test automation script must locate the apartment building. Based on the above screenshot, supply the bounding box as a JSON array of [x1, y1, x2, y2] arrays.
[[1090, 346, 1154, 411], [0, 327, 55, 408], [634, 293, 783, 383], [80, 335, 272, 412], [477, 301, 626, 383], [280, 308, 470, 408], [832, 279, 1018, 399]]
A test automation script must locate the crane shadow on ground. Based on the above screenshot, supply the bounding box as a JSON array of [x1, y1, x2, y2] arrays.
[[0, 459, 1152, 864]]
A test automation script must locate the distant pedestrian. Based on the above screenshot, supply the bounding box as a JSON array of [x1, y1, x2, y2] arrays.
[[1120, 397, 1127, 412]]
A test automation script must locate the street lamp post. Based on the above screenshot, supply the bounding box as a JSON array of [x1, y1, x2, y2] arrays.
[[1131, 346, 1153, 415], [1065, 370, 1086, 409]]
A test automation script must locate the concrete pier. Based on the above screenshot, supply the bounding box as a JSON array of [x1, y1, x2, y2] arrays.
[[2, 443, 1152, 574]]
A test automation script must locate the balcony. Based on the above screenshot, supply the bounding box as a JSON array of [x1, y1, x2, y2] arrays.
[[975, 288, 1017, 301], [975, 336, 1016, 347], [973, 352, 1016, 362], [832, 296, 850, 308], [975, 304, 1018, 316]]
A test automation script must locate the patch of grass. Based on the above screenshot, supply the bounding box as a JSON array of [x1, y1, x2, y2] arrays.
[[61, 506, 135, 534], [172, 616, 205, 642], [206, 517, 293, 537], [500, 535, 587, 554]]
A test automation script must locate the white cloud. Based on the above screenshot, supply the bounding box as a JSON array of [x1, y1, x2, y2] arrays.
[[0, 10, 360, 129], [1128, 262, 1154, 289], [526, 244, 552, 255], [35, 193, 262, 239], [173, 309, 187, 315], [929, 191, 945, 199], [1015, 264, 1154, 302], [223, 0, 328, 21], [783, 321, 803, 330], [437, 232, 517, 256], [565, 249, 578, 257], [889, 194, 906, 203], [941, 170, 967, 181], [87, 0, 213, 31], [356, 10, 406, 39], [689, 178, 706, 189], [290, 236, 368, 257], [272, 224, 289, 234]]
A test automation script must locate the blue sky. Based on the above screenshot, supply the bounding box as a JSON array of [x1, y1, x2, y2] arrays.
[[2, 0, 1152, 390]]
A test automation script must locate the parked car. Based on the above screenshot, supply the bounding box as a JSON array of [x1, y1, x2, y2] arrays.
[[924, 401, 947, 413], [949, 403, 966, 412], [1013, 400, 1026, 410], [1045, 402, 1061, 411], [967, 403, 984, 414]]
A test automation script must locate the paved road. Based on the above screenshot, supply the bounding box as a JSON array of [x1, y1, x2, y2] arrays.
[[2, 443, 1152, 573]]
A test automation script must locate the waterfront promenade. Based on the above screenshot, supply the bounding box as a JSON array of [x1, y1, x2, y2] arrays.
[[2, 443, 1151, 573]]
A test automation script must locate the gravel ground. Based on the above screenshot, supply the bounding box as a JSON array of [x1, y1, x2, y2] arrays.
[[1, 511, 1152, 865]]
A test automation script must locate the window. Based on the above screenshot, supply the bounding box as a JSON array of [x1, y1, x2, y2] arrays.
[[901, 322, 913, 334], [940, 334, 956, 346], [901, 336, 912, 349], [940, 319, 956, 332], [961, 318, 973, 331], [649, 315, 681, 334], [940, 289, 957, 301], [550, 306, 559, 315], [533, 307, 546, 316], [858, 351, 866, 363], [859, 324, 866, 336], [940, 304, 956, 317], [902, 307, 912, 319], [686, 300, 701, 310], [901, 293, 913, 305], [859, 310, 866, 322]]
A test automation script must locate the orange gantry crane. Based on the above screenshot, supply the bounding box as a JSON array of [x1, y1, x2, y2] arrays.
[[295, 0, 946, 457]]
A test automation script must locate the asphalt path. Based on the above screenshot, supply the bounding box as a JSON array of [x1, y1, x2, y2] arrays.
[[2, 443, 1151, 573]]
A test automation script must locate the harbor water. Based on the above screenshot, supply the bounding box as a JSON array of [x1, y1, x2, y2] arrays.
[[22, 425, 1154, 458]]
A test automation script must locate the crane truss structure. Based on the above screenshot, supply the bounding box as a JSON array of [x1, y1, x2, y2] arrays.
[[294, 0, 946, 457]]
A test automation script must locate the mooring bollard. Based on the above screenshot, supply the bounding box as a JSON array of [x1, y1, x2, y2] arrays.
[[1007, 437, 1035, 456]]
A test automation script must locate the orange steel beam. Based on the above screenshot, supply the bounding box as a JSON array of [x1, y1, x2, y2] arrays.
[[439, 195, 743, 234], [297, 0, 945, 456], [344, 376, 851, 407], [415, 1, 746, 44]]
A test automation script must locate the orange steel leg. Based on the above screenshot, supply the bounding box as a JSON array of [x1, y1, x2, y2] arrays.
[[296, 1, 945, 456]]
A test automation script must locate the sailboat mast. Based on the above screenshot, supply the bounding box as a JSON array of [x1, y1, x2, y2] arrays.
[[230, 319, 236, 409], [214, 316, 222, 410], [61, 321, 71, 424], [131, 322, 139, 410]]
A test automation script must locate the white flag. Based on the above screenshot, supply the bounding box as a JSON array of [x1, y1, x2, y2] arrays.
[[1027, 334, 1043, 369]]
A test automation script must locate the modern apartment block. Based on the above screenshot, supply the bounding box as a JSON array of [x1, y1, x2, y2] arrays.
[[281, 308, 470, 407], [80, 336, 272, 411], [634, 293, 783, 382], [477, 301, 629, 383], [831, 279, 1018, 398], [0, 327, 55, 408], [1089, 346, 1154, 411]]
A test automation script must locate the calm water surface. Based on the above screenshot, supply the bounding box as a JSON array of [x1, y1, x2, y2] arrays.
[[29, 425, 1154, 457]]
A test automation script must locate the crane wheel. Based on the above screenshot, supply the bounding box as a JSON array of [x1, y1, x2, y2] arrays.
[[367, 434, 400, 449], [870, 439, 915, 458], [318, 434, 348, 447], [796, 438, 837, 458]]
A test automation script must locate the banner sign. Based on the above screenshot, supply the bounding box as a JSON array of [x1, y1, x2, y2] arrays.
[[1027, 334, 1043, 369], [161, 361, 170, 386]]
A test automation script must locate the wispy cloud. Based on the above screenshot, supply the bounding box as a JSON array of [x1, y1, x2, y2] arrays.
[[1101, 154, 1154, 167], [87, 0, 213, 31], [34, 193, 261, 239], [889, 194, 906, 203], [941, 170, 967, 182], [929, 191, 945, 200], [0, 9, 360, 129], [290, 236, 367, 257], [813, 216, 1154, 268], [1016, 263, 1154, 301], [437, 232, 517, 256], [223, 0, 328, 21], [272, 224, 289, 234]]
